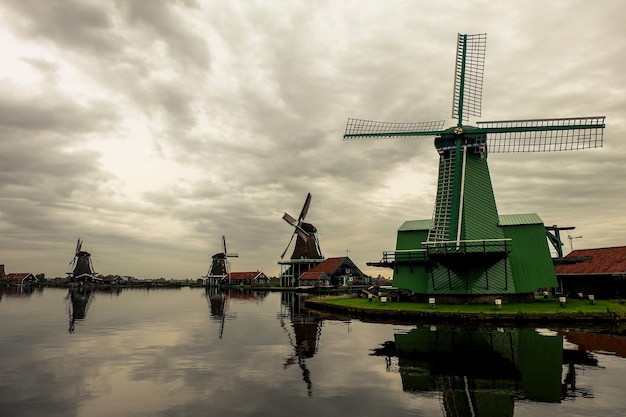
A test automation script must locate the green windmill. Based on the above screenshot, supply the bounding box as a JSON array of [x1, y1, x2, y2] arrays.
[[345, 33, 605, 302]]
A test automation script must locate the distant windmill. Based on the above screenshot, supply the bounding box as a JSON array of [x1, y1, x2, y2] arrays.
[[205, 236, 238, 286], [67, 238, 96, 283], [349, 33, 605, 300], [278, 193, 324, 287], [568, 234, 583, 251], [281, 193, 323, 260]]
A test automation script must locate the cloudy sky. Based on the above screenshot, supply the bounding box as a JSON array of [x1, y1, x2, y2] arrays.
[[1, 0, 624, 279]]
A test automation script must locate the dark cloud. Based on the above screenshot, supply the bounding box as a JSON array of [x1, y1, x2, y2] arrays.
[[2, 0, 115, 53]]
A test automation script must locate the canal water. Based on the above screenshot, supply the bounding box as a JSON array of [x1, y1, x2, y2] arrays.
[[2, 286, 626, 417]]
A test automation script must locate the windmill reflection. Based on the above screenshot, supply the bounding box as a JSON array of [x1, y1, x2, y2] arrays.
[[205, 287, 267, 339], [278, 292, 322, 397], [372, 326, 598, 416], [66, 287, 95, 334], [205, 286, 228, 339]]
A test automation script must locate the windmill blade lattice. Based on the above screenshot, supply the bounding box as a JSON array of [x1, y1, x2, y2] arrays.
[[222, 235, 238, 258], [298, 193, 312, 222], [452, 33, 487, 123], [344, 119, 446, 139], [70, 238, 82, 266], [476, 116, 605, 153]]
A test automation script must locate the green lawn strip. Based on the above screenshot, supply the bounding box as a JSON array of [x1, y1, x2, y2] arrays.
[[307, 295, 626, 317]]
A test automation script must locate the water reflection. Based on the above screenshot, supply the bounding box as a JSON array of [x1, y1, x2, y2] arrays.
[[279, 292, 322, 397], [204, 287, 268, 338], [0, 284, 38, 301], [4, 288, 626, 416], [372, 326, 600, 415], [66, 287, 95, 333], [559, 330, 626, 359]]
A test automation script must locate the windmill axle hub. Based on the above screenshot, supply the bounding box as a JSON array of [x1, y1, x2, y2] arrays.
[[435, 132, 487, 152]]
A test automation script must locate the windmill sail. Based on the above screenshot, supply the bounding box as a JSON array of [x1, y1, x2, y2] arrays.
[[344, 119, 445, 139], [476, 116, 605, 153], [452, 33, 487, 122]]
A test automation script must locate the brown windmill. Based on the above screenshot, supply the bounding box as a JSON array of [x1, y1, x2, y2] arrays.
[[278, 193, 324, 287]]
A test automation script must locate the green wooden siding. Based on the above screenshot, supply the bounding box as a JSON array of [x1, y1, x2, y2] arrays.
[[427, 257, 514, 294], [391, 212, 555, 295], [501, 222, 557, 292], [394, 225, 429, 293], [461, 153, 504, 241], [396, 226, 429, 250]]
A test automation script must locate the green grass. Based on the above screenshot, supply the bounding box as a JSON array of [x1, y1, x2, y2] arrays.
[[308, 295, 626, 316]]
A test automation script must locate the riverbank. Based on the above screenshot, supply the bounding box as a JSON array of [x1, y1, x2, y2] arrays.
[[304, 295, 626, 324]]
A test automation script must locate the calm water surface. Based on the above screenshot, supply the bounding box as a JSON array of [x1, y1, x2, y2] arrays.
[[2, 286, 626, 417]]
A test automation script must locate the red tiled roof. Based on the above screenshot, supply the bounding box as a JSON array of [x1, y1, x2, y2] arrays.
[[0, 273, 33, 280], [300, 271, 328, 281], [0, 273, 35, 283], [225, 271, 264, 281], [307, 257, 346, 274], [555, 246, 626, 274]]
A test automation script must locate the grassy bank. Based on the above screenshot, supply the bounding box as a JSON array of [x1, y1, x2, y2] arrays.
[[305, 295, 626, 323]]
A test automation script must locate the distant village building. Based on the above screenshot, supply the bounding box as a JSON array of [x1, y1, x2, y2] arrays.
[[555, 246, 626, 299], [0, 273, 37, 285], [97, 275, 124, 285], [222, 271, 269, 285]]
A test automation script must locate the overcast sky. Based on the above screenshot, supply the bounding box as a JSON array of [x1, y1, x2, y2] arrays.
[[1, 0, 624, 279]]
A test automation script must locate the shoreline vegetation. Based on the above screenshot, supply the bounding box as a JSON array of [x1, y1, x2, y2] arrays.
[[304, 295, 626, 324]]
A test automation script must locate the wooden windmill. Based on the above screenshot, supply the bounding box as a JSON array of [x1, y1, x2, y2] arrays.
[[278, 193, 324, 287], [204, 236, 238, 286], [67, 238, 96, 283], [346, 33, 605, 301]]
